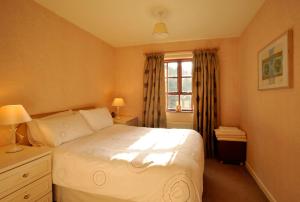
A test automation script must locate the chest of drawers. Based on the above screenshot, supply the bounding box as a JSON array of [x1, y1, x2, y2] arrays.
[[0, 145, 52, 202]]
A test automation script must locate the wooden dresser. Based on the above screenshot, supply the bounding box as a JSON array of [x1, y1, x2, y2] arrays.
[[0, 145, 52, 202]]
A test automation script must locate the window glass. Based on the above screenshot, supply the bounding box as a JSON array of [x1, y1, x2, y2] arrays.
[[180, 95, 192, 110], [182, 61, 192, 76], [168, 78, 178, 92], [182, 78, 192, 92], [168, 62, 178, 77], [168, 95, 178, 110]]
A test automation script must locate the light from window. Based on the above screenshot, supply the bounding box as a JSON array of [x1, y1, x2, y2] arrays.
[[164, 60, 193, 111]]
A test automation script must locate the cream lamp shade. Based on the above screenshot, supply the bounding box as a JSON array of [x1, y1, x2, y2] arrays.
[[112, 98, 125, 119], [0, 105, 32, 153], [0, 105, 32, 125], [112, 98, 125, 107], [153, 22, 168, 39]]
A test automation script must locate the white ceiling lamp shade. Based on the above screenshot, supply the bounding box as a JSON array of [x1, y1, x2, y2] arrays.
[[153, 22, 168, 39], [152, 8, 169, 39]]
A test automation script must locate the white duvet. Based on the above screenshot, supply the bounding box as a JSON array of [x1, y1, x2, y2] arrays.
[[52, 125, 204, 202]]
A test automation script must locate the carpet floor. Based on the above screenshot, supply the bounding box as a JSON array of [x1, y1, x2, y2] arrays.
[[202, 159, 268, 202]]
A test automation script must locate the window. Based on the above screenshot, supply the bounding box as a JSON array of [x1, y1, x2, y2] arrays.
[[165, 59, 193, 112]]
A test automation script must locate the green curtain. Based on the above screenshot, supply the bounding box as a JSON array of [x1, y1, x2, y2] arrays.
[[192, 49, 220, 158], [142, 53, 166, 128]]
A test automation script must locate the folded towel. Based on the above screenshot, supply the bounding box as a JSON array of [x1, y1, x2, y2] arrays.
[[216, 134, 246, 139], [219, 126, 240, 131], [214, 126, 247, 142], [214, 129, 246, 136], [216, 137, 247, 142]]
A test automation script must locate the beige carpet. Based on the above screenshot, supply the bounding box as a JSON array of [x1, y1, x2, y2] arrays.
[[203, 159, 268, 202]]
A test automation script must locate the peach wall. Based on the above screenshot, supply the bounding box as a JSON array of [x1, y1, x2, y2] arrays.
[[0, 0, 115, 145], [239, 0, 300, 201], [114, 38, 240, 126]]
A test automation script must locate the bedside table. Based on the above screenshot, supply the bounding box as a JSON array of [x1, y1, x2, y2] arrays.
[[215, 128, 247, 165], [0, 145, 52, 201], [113, 116, 138, 126]]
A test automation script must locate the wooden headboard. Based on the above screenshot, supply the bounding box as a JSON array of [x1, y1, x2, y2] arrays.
[[17, 106, 95, 145]]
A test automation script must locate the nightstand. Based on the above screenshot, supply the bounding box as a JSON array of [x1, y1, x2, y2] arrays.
[[113, 115, 138, 126], [214, 128, 247, 165], [0, 145, 52, 201]]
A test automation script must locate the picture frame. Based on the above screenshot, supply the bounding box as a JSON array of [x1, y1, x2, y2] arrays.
[[258, 30, 293, 90]]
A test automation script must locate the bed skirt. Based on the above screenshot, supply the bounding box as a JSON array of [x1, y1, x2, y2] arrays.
[[54, 185, 133, 202]]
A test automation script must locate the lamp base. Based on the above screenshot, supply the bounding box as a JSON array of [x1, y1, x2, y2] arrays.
[[115, 106, 121, 120], [6, 144, 24, 153]]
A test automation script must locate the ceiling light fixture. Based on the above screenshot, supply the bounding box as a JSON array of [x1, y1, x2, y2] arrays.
[[153, 9, 168, 39]]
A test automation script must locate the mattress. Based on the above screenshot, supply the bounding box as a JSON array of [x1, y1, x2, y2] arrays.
[[52, 124, 204, 202]]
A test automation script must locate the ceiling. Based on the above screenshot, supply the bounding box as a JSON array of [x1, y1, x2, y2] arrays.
[[34, 0, 265, 47]]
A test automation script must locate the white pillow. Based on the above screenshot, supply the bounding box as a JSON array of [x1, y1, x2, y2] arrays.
[[79, 107, 113, 131], [27, 110, 74, 146], [37, 113, 93, 147]]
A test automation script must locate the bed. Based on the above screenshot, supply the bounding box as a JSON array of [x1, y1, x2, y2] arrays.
[[21, 107, 204, 202]]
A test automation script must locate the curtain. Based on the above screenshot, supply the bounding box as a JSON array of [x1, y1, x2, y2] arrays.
[[192, 49, 220, 158], [142, 53, 166, 128]]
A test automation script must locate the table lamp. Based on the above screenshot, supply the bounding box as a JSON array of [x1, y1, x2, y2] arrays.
[[0, 105, 32, 153], [112, 98, 125, 119]]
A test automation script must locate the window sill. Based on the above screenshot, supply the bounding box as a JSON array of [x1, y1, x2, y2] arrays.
[[166, 111, 193, 113]]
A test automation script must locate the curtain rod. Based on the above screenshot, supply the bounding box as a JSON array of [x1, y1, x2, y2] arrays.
[[193, 48, 219, 52], [144, 47, 219, 55]]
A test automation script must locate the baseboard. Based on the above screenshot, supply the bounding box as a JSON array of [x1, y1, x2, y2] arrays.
[[245, 162, 277, 202]]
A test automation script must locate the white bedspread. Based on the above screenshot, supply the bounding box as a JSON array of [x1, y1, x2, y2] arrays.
[[52, 125, 204, 202]]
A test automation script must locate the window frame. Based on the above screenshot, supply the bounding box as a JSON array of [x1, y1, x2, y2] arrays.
[[164, 59, 193, 112]]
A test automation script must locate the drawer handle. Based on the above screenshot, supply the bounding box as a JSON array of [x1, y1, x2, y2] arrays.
[[22, 173, 29, 178], [24, 194, 30, 199]]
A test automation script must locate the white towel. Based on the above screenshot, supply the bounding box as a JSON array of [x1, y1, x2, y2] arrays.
[[214, 126, 247, 142], [214, 129, 246, 136], [219, 126, 240, 131], [216, 137, 247, 142]]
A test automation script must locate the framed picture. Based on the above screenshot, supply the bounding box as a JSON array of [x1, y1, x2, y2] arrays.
[[258, 30, 293, 90]]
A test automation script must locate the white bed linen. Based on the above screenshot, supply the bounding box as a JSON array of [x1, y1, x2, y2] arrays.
[[53, 125, 204, 202]]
